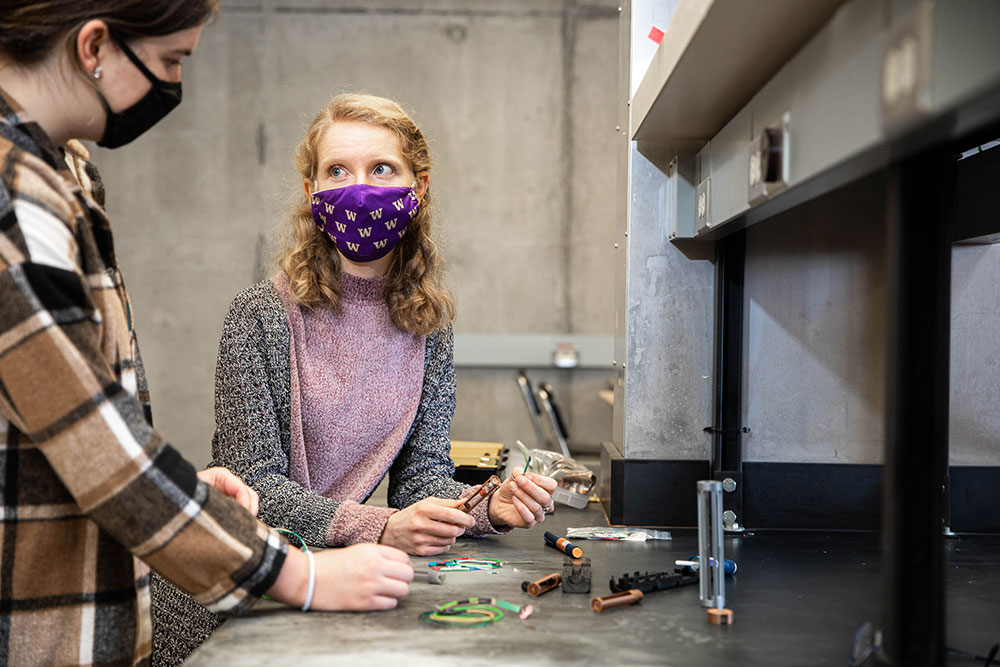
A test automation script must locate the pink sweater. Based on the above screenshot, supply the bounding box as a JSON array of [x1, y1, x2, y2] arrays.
[[274, 272, 493, 545]]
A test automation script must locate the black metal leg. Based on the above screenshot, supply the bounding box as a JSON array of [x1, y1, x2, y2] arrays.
[[713, 229, 746, 474], [879, 149, 956, 666], [710, 230, 746, 527]]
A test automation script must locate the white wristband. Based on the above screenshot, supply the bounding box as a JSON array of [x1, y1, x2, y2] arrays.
[[301, 549, 316, 612]]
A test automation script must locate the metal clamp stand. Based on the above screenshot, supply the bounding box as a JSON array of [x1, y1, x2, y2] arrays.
[[697, 480, 733, 625]]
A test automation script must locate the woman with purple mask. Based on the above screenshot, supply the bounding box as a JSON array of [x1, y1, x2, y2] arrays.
[[211, 93, 558, 555], [153, 92, 561, 666]]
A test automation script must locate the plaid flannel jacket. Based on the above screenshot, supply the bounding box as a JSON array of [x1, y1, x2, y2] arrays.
[[0, 88, 287, 666]]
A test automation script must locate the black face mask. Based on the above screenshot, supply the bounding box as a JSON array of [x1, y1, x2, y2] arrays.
[[96, 31, 182, 148]]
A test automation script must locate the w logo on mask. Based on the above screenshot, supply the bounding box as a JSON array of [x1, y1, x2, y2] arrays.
[[310, 184, 415, 261]]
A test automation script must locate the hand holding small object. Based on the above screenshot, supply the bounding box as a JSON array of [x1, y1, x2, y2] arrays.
[[487, 472, 558, 528], [379, 497, 475, 556]]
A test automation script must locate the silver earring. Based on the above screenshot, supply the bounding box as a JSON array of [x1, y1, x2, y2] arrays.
[[93, 65, 103, 80]]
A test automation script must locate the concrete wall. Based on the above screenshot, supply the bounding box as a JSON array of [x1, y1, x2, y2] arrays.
[[949, 241, 1000, 465], [743, 175, 888, 464], [90, 0, 619, 467], [617, 144, 715, 460], [743, 172, 1000, 467]]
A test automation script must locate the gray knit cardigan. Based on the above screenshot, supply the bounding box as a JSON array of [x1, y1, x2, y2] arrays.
[[152, 278, 472, 666]]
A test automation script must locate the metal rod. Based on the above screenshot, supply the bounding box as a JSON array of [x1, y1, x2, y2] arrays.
[[537, 384, 572, 457], [711, 483, 725, 610], [516, 370, 549, 450], [697, 480, 724, 609]]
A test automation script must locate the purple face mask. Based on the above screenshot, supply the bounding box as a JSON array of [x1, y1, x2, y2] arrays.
[[310, 183, 420, 262]]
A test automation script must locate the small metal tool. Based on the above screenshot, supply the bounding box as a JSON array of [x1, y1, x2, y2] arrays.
[[675, 556, 737, 576], [516, 371, 549, 449], [536, 383, 571, 457], [413, 569, 446, 585]]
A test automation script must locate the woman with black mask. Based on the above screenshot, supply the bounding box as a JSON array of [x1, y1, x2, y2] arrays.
[[0, 3, 412, 665]]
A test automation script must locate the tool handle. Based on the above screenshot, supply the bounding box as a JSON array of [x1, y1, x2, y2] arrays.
[[684, 555, 737, 575]]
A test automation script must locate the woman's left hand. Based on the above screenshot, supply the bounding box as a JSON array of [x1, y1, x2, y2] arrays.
[[487, 472, 558, 529], [198, 467, 260, 517]]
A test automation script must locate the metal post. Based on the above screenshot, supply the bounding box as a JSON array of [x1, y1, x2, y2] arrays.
[[697, 481, 711, 605], [711, 484, 725, 609], [697, 480, 725, 609], [878, 147, 955, 666]]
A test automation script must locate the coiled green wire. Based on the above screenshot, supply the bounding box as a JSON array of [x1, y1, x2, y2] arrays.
[[419, 597, 524, 628]]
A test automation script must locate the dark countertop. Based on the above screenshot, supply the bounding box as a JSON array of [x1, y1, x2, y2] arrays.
[[186, 502, 1000, 666]]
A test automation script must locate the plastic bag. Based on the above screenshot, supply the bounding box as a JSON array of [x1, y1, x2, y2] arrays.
[[513, 442, 595, 507], [566, 526, 672, 541], [518, 445, 595, 492]]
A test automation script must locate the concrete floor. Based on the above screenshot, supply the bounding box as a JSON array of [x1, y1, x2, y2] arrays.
[[185, 502, 1000, 666]]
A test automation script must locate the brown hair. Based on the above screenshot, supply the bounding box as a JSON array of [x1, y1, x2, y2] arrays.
[[280, 93, 455, 336], [0, 0, 218, 67]]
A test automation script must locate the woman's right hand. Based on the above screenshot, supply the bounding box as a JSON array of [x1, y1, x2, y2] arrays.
[[267, 543, 413, 611], [378, 497, 475, 556]]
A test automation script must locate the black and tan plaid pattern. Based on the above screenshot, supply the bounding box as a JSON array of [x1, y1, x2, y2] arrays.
[[0, 87, 287, 666]]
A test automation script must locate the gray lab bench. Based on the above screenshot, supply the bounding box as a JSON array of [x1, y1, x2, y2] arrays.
[[185, 501, 1000, 666]]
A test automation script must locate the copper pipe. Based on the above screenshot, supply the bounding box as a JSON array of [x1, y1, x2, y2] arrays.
[[521, 573, 562, 597], [591, 589, 643, 612]]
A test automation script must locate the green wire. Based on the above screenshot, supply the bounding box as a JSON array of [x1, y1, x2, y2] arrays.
[[275, 528, 309, 552], [420, 597, 521, 628], [428, 557, 502, 571], [261, 528, 309, 602]]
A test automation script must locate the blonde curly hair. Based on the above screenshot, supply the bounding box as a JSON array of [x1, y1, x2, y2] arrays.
[[279, 93, 455, 336]]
